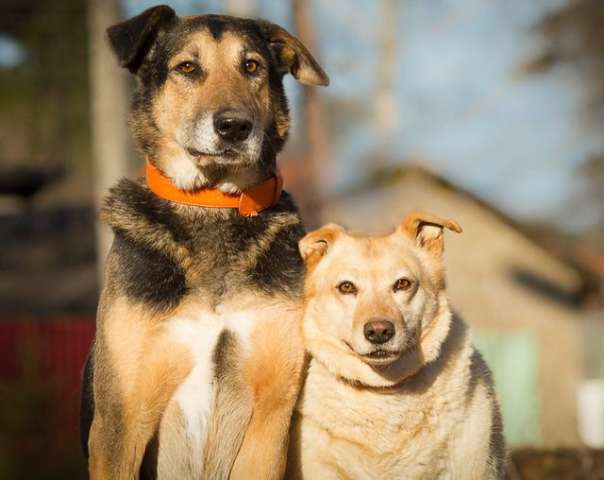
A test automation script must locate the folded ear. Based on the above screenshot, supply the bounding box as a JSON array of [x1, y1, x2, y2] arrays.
[[299, 223, 343, 267], [398, 212, 462, 257], [258, 21, 329, 86], [106, 5, 176, 74]]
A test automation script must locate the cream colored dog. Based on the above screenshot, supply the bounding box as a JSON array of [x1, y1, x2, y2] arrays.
[[287, 212, 506, 479]]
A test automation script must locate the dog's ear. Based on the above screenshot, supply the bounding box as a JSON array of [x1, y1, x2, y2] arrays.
[[258, 21, 329, 86], [299, 223, 343, 267], [106, 5, 176, 74], [398, 212, 462, 257]]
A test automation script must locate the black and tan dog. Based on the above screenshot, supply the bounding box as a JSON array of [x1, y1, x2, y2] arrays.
[[79, 5, 328, 479]]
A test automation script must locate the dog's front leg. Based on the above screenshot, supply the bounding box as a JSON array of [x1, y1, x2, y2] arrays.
[[88, 308, 193, 480], [230, 311, 305, 480], [89, 357, 192, 479], [88, 412, 155, 480]]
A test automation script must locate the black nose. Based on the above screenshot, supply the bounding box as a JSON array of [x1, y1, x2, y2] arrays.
[[213, 111, 253, 143], [363, 319, 395, 344]]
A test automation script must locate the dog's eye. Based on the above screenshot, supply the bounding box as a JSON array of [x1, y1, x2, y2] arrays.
[[337, 281, 358, 295], [244, 59, 259, 74], [393, 278, 412, 292], [176, 61, 198, 75]]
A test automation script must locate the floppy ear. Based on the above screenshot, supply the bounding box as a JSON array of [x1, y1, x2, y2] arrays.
[[398, 211, 462, 257], [106, 5, 176, 74], [299, 223, 343, 268], [258, 21, 330, 86]]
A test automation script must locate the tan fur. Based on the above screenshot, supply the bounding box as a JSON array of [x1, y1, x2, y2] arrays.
[[91, 284, 304, 479], [287, 214, 506, 479], [298, 223, 344, 270], [89, 297, 194, 480], [157, 31, 272, 127], [231, 306, 305, 479], [259, 23, 329, 87], [400, 211, 462, 258], [164, 293, 304, 480]]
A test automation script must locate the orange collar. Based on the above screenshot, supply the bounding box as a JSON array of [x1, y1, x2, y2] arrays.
[[145, 159, 283, 217]]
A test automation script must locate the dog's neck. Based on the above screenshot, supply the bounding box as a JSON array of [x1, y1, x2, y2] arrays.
[[200, 164, 275, 194], [149, 143, 279, 194], [145, 159, 283, 217]]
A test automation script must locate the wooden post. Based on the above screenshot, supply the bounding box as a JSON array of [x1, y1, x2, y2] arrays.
[[87, 0, 132, 282], [374, 0, 398, 171], [226, 0, 257, 17]]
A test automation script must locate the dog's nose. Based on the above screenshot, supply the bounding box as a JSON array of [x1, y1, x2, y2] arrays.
[[363, 319, 395, 344], [213, 111, 253, 143]]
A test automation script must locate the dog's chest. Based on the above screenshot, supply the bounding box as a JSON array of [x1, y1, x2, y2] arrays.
[[294, 361, 466, 479], [156, 307, 258, 474]]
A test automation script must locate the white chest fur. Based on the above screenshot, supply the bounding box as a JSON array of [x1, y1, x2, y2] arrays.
[[169, 317, 222, 447], [156, 307, 259, 477]]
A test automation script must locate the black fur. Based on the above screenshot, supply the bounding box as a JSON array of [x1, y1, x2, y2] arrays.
[[106, 5, 176, 73], [212, 329, 237, 380], [80, 352, 94, 459], [204, 15, 229, 40], [112, 231, 188, 311], [104, 178, 192, 243], [249, 221, 305, 295]]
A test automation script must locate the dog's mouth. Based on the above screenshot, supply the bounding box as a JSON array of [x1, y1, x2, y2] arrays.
[[344, 341, 402, 366], [186, 147, 242, 164], [362, 349, 402, 366]]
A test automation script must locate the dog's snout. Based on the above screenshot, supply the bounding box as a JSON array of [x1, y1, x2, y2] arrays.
[[213, 110, 253, 143], [363, 319, 395, 344]]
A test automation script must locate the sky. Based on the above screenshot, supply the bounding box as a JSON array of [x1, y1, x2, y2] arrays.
[[1, 0, 594, 231], [0, 34, 25, 69], [308, 0, 601, 230]]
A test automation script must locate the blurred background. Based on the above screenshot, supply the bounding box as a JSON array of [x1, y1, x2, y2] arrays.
[[1, 0, 603, 478]]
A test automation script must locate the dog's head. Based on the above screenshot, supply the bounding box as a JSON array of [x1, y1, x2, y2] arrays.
[[107, 5, 329, 192], [299, 212, 462, 387]]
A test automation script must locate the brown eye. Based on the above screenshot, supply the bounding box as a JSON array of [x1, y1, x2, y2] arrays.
[[337, 281, 357, 295], [244, 59, 259, 74], [393, 278, 412, 292], [176, 61, 197, 74]]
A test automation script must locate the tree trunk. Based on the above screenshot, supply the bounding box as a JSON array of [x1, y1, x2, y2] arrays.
[[87, 0, 132, 282]]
